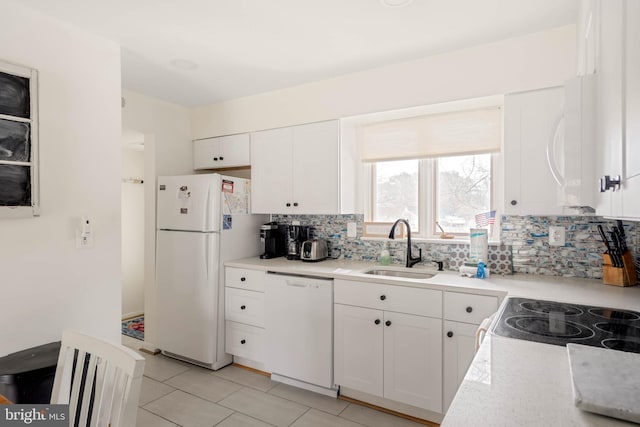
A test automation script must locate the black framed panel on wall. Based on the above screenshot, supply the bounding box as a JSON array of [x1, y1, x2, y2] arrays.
[[0, 60, 38, 217]]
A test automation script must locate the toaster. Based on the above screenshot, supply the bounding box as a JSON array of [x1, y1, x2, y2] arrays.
[[300, 239, 328, 262]]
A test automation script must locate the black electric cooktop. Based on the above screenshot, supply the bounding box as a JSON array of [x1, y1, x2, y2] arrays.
[[492, 297, 640, 353]]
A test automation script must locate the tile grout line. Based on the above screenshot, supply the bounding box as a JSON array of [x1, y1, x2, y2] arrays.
[[138, 406, 180, 427], [286, 407, 312, 426]]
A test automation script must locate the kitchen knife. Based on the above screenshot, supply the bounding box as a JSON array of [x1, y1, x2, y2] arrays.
[[611, 230, 627, 269], [617, 220, 626, 240], [614, 221, 628, 253], [598, 225, 620, 267]]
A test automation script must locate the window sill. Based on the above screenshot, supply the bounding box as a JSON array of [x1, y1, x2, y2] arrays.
[[361, 236, 502, 246]]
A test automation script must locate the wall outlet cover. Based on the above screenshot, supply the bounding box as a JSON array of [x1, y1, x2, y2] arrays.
[[549, 226, 566, 246], [347, 222, 357, 238]]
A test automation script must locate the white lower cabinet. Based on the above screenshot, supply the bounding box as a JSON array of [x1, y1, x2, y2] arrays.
[[383, 312, 442, 410], [334, 279, 443, 414], [334, 304, 384, 396], [442, 320, 478, 412], [224, 267, 266, 368], [442, 291, 498, 412]]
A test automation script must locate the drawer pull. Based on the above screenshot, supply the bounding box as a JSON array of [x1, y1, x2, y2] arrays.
[[240, 305, 246, 310], [447, 331, 454, 338], [374, 319, 381, 325], [219, 156, 224, 160], [385, 320, 392, 327], [240, 339, 246, 344], [466, 306, 473, 313], [380, 295, 386, 301], [240, 277, 246, 282]]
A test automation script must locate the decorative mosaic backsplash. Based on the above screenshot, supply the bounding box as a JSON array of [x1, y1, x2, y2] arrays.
[[502, 215, 638, 279], [272, 214, 639, 279]]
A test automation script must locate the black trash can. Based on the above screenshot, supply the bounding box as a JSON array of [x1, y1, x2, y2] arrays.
[[0, 341, 61, 404]]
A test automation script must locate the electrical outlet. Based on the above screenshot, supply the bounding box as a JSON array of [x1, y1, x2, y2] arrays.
[[549, 226, 565, 246], [347, 222, 357, 238]]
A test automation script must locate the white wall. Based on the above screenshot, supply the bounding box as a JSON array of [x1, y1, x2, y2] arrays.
[[121, 144, 145, 318], [192, 25, 577, 139], [121, 90, 192, 347], [0, 3, 121, 355]]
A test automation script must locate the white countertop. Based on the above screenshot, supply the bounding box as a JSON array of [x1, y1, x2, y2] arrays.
[[226, 257, 640, 426]]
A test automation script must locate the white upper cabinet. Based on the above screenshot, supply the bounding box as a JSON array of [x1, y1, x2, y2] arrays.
[[251, 120, 340, 214], [504, 87, 564, 215], [622, 0, 640, 218], [193, 133, 250, 170], [594, 0, 639, 219]]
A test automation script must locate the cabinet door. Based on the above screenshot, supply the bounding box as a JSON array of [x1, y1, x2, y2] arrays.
[[622, 0, 640, 218], [334, 304, 383, 397], [291, 121, 340, 214], [443, 321, 478, 412], [193, 138, 220, 170], [250, 127, 294, 214], [194, 134, 250, 169], [504, 87, 564, 215], [595, 0, 625, 217], [383, 312, 442, 413], [218, 133, 250, 168]]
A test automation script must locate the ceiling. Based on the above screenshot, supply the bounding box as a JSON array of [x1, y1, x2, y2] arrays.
[[18, 0, 580, 107]]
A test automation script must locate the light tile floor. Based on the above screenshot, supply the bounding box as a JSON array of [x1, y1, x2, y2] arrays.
[[121, 335, 428, 427]]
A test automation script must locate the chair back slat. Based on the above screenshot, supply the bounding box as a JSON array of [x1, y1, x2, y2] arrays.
[[50, 330, 145, 427], [77, 353, 99, 427], [89, 358, 108, 427], [68, 350, 87, 424]]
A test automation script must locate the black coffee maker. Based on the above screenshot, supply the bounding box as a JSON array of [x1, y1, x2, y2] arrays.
[[287, 225, 311, 260], [259, 222, 287, 259]]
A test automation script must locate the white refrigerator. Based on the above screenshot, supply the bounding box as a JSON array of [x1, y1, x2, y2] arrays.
[[155, 173, 267, 369]]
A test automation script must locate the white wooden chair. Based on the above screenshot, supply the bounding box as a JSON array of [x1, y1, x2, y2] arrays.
[[50, 330, 145, 427]]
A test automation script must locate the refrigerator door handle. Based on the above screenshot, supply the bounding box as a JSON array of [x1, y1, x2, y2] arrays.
[[204, 236, 210, 280]]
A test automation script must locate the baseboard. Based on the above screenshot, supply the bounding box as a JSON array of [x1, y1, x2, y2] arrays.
[[232, 357, 269, 374], [339, 386, 443, 425]]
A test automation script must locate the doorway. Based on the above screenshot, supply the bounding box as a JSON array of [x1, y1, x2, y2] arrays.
[[121, 128, 145, 340]]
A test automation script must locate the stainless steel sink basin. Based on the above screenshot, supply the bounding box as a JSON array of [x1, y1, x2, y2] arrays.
[[363, 269, 436, 279]]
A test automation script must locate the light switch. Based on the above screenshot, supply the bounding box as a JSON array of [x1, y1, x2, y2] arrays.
[[347, 222, 357, 238]]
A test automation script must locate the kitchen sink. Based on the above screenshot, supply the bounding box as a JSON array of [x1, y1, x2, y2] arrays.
[[363, 268, 436, 279]]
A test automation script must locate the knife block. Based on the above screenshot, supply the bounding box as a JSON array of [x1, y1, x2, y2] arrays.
[[602, 252, 637, 287]]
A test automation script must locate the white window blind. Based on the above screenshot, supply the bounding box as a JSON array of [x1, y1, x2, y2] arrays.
[[359, 107, 502, 162]]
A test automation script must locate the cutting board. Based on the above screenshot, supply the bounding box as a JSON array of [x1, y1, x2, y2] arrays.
[[567, 343, 640, 423]]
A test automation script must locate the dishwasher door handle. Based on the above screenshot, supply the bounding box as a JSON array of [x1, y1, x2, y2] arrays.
[[286, 281, 309, 288]]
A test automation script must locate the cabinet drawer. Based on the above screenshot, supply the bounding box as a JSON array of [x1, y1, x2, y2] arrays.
[[334, 279, 442, 318], [225, 288, 265, 327], [225, 321, 265, 363], [444, 292, 498, 324], [226, 267, 265, 292]]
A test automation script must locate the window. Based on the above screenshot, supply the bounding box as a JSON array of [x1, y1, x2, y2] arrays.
[[362, 101, 502, 239], [435, 154, 491, 235], [373, 159, 419, 231], [0, 60, 38, 217]]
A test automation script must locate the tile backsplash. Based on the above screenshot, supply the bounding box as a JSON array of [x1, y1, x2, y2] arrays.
[[272, 214, 638, 279]]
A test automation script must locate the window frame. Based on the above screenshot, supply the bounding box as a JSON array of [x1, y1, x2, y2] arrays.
[[0, 60, 39, 218]]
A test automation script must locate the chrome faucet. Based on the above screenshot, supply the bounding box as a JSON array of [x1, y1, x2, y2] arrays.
[[388, 219, 422, 268]]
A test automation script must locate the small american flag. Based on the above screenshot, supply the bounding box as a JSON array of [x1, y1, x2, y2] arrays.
[[475, 210, 496, 227]]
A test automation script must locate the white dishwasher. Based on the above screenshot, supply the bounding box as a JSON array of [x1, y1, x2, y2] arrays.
[[264, 272, 336, 397]]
